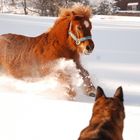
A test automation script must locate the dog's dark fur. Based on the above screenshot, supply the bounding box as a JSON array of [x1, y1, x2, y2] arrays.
[[78, 86, 125, 140]]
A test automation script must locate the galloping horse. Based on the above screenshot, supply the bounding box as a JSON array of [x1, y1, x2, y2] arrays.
[[0, 4, 95, 98], [78, 86, 125, 140]]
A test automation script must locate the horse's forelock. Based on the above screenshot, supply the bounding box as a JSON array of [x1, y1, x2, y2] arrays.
[[58, 4, 92, 19]]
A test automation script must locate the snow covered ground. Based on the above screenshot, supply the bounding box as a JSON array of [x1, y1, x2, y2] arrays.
[[0, 14, 140, 140], [0, 92, 140, 140]]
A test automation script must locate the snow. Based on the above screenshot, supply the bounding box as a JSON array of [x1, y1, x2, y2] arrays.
[[0, 14, 140, 140], [0, 58, 83, 100], [0, 92, 140, 140]]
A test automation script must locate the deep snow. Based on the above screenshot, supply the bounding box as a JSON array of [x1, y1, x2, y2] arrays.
[[0, 14, 140, 140], [0, 92, 140, 140]]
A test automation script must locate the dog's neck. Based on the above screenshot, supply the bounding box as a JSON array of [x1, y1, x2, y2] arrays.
[[90, 116, 123, 140]]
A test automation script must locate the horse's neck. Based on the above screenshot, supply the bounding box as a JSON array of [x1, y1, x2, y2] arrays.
[[33, 19, 80, 61], [49, 18, 70, 46], [34, 32, 79, 61], [46, 18, 79, 59]]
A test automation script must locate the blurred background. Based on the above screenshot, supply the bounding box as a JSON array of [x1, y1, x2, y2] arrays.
[[0, 1, 140, 140], [0, 0, 140, 17]]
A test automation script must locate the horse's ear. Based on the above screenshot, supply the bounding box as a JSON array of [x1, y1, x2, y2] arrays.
[[114, 86, 124, 102], [70, 11, 76, 20], [95, 86, 106, 101]]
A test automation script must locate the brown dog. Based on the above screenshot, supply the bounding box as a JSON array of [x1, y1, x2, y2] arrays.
[[78, 86, 125, 140]]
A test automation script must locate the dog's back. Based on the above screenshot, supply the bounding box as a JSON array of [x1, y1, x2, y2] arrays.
[[78, 86, 125, 140]]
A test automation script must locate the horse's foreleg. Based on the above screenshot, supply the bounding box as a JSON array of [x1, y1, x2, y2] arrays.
[[58, 71, 76, 100], [79, 66, 96, 97]]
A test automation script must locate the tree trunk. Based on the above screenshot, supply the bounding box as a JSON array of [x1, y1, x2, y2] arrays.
[[23, 0, 28, 15]]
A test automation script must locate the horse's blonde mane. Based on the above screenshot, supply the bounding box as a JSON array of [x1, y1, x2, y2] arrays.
[[59, 3, 92, 18]]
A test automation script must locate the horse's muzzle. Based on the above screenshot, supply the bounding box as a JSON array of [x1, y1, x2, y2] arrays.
[[85, 43, 94, 53], [86, 45, 94, 52]]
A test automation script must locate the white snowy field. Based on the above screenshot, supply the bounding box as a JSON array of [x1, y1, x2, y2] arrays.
[[0, 14, 140, 140], [0, 92, 140, 140]]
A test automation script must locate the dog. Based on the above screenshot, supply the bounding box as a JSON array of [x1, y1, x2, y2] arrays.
[[78, 86, 125, 140]]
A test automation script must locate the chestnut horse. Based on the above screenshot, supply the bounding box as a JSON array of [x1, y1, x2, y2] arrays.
[[0, 4, 95, 98], [78, 86, 125, 140]]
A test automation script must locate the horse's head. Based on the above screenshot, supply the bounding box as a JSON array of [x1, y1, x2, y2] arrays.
[[59, 4, 94, 55], [68, 14, 94, 55], [94, 86, 125, 131]]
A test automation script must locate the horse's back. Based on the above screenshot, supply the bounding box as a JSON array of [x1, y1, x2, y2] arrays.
[[0, 33, 28, 62], [1, 33, 24, 50], [0, 33, 36, 77], [0, 33, 30, 49]]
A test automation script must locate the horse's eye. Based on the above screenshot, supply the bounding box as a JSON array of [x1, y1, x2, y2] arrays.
[[77, 26, 82, 31]]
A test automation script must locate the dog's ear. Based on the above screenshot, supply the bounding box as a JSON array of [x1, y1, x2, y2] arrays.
[[95, 86, 106, 101], [114, 86, 124, 102]]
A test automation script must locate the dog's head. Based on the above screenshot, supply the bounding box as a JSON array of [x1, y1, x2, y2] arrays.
[[78, 86, 125, 140], [93, 86, 125, 132]]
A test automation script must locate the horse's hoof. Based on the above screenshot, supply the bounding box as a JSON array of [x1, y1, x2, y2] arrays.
[[89, 92, 96, 97], [84, 86, 96, 97]]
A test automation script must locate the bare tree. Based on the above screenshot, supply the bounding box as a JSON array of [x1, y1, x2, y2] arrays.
[[95, 0, 117, 15], [30, 0, 91, 16], [22, 0, 28, 15], [0, 0, 3, 12], [0, 0, 92, 16], [11, 0, 15, 5], [30, 0, 61, 16]]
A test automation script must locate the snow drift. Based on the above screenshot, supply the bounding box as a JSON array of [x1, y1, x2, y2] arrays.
[[0, 58, 83, 100], [0, 14, 140, 140]]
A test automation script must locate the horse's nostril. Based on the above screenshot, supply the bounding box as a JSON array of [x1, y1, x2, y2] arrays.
[[86, 45, 94, 51], [86, 46, 90, 51]]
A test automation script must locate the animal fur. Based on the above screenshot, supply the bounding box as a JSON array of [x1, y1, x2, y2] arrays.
[[0, 4, 96, 98], [78, 86, 125, 140]]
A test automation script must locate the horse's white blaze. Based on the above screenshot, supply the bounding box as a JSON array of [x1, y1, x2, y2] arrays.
[[84, 20, 90, 28]]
